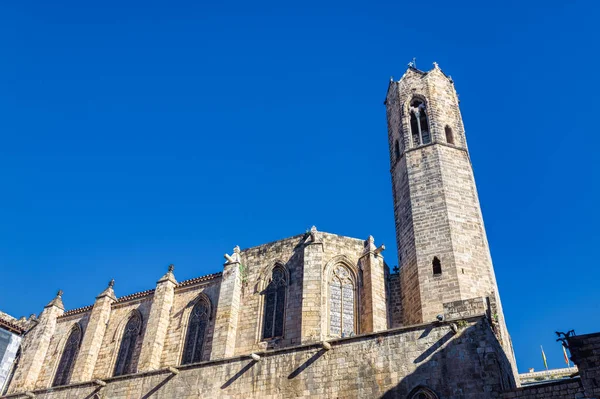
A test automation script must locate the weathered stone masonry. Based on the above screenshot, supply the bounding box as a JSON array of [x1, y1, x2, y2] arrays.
[[4, 317, 514, 399], [8, 62, 591, 398]]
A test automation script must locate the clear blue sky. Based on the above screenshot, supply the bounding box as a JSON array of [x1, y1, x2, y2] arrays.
[[1, 0, 598, 373]]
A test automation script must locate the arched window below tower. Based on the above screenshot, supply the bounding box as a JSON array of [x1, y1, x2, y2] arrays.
[[432, 257, 442, 275], [182, 297, 211, 364], [409, 99, 431, 146], [407, 386, 439, 399], [262, 266, 287, 340], [53, 324, 82, 387], [394, 140, 400, 160], [445, 125, 454, 145], [114, 312, 142, 376], [328, 264, 356, 337]]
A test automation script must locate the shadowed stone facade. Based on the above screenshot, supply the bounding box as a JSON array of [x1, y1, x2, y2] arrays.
[[2, 63, 594, 398]]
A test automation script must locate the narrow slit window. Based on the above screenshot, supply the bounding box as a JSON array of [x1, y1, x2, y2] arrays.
[[394, 140, 400, 159], [432, 257, 442, 275], [445, 126, 454, 144]]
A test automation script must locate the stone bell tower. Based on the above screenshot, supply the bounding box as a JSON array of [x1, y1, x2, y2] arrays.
[[384, 63, 510, 341]]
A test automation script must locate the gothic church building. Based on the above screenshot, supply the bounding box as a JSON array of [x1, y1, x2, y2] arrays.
[[3, 64, 596, 399]]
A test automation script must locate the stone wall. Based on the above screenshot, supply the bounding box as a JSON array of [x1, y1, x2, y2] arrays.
[[5, 229, 393, 393], [496, 331, 600, 399], [500, 380, 584, 398], [568, 332, 600, 398], [1, 317, 515, 399], [387, 272, 402, 328]]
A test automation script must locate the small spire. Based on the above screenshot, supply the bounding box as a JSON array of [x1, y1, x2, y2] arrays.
[[158, 264, 177, 284], [96, 279, 117, 301], [45, 289, 65, 309], [309, 225, 319, 243], [234, 245, 241, 254], [364, 235, 377, 252]]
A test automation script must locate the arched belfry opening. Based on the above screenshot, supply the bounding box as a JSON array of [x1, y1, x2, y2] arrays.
[[409, 99, 430, 146]]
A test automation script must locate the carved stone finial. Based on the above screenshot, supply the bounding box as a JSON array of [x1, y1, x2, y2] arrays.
[[234, 245, 241, 254], [168, 264, 175, 273], [309, 226, 318, 242], [108, 279, 115, 288], [433, 61, 439, 69], [390, 76, 394, 82], [46, 289, 65, 309], [368, 235, 375, 244]]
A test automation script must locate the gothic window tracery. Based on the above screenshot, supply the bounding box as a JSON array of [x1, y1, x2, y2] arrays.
[[409, 99, 431, 146], [52, 325, 82, 387], [328, 265, 356, 337], [262, 266, 287, 340], [113, 313, 141, 376], [182, 297, 210, 364]]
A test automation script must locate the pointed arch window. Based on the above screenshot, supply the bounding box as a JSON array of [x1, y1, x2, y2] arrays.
[[182, 297, 210, 364], [408, 386, 439, 399], [113, 313, 141, 376], [262, 266, 287, 340], [410, 99, 431, 146], [329, 265, 356, 337], [52, 325, 82, 387]]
